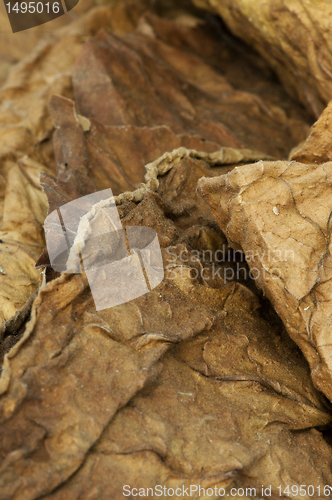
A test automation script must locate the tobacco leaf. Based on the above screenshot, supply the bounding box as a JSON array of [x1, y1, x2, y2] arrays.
[[191, 0, 332, 119], [0, 3, 329, 498], [0, 168, 331, 499], [0, 1, 149, 325], [33, 6, 311, 272], [0, 157, 51, 323], [0, 0, 108, 86], [291, 100, 332, 165], [0, 5, 69, 87], [198, 142, 332, 402], [47, 93, 224, 196], [136, 10, 310, 127], [0, 0, 312, 328], [72, 13, 310, 159]]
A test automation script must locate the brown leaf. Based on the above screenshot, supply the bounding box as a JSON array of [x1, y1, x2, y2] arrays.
[[0, 0, 311, 329], [0, 4, 328, 498], [0, 2, 149, 326], [72, 18, 309, 159], [199, 153, 332, 402], [291, 100, 332, 164], [192, 0, 332, 118], [0, 174, 331, 499], [0, 157, 50, 323]]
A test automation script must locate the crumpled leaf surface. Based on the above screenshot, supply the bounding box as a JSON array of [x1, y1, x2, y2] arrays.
[[0, 0, 106, 86], [0, 1, 330, 499], [198, 103, 332, 403], [0, 157, 331, 499], [192, 0, 332, 119], [71, 12, 309, 159], [291, 99, 332, 165], [47, 93, 224, 197], [33, 8, 310, 268], [0, 1, 149, 324]]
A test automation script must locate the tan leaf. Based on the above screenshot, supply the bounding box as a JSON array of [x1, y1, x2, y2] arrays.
[[192, 0, 332, 118], [0, 1, 149, 325], [0, 175, 330, 499], [199, 153, 332, 402]]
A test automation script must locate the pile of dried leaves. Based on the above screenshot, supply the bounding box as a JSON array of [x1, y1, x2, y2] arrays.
[[1, 0, 332, 499], [192, 0, 332, 119]]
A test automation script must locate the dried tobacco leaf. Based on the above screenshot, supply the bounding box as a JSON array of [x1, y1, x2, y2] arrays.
[[72, 14, 309, 159], [33, 5, 311, 277], [0, 2, 328, 498], [198, 145, 332, 403], [0, 160, 331, 499], [0, 5, 70, 87], [291, 100, 332, 165], [0, 0, 312, 327], [47, 93, 224, 196], [192, 0, 332, 118], [0, 1, 149, 324], [0, 157, 50, 322]]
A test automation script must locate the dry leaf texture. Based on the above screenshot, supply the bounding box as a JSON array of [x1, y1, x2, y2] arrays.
[[0, 1, 329, 498], [0, 163, 331, 498], [0, 1, 149, 324], [192, 0, 332, 118], [199, 144, 332, 404], [71, 13, 309, 159]]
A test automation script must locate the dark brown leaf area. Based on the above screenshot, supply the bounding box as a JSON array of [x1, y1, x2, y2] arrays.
[[1, 180, 332, 499], [72, 13, 309, 162], [0, 2, 330, 500]]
